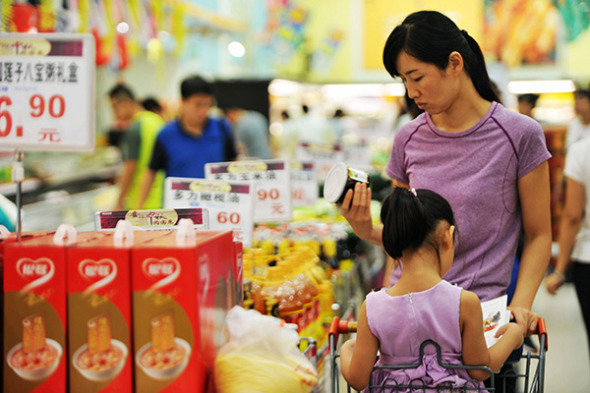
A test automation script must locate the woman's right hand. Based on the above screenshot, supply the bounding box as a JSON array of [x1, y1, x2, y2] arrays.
[[340, 182, 374, 241]]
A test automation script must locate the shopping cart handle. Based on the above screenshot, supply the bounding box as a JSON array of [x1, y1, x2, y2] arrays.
[[329, 317, 358, 346], [535, 317, 548, 352]]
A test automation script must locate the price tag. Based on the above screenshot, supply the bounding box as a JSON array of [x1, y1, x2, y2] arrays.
[[0, 33, 95, 151], [296, 142, 344, 182], [163, 177, 254, 247], [94, 208, 209, 230], [205, 159, 292, 223], [290, 160, 318, 207]]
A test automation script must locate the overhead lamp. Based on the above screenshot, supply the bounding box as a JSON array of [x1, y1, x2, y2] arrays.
[[268, 79, 303, 96], [116, 22, 130, 34], [507, 80, 576, 94], [228, 41, 246, 58]]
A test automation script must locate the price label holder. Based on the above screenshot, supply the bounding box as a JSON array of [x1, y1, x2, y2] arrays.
[[94, 208, 209, 231], [290, 160, 318, 207], [163, 177, 254, 247], [205, 159, 292, 224], [0, 33, 95, 239], [295, 142, 344, 182]]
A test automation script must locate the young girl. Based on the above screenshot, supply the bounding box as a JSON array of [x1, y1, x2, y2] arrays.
[[340, 188, 524, 391]]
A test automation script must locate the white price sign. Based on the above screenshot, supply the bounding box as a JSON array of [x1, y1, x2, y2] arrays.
[[0, 33, 95, 151], [205, 159, 292, 223], [163, 177, 254, 246], [291, 160, 318, 207], [296, 142, 344, 182]]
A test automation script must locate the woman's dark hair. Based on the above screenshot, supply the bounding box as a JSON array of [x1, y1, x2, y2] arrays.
[[383, 10, 500, 103], [381, 188, 455, 259]]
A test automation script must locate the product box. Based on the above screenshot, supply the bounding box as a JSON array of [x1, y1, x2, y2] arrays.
[[233, 241, 243, 307], [66, 230, 168, 393], [131, 230, 236, 393], [3, 231, 103, 393]]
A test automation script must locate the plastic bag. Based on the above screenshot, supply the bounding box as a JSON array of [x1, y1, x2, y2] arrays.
[[214, 306, 318, 393]]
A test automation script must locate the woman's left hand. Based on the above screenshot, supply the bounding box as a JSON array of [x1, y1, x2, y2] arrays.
[[508, 306, 538, 337]]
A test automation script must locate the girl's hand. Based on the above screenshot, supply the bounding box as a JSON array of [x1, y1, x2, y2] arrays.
[[340, 182, 373, 241], [508, 306, 538, 337], [495, 322, 524, 350]]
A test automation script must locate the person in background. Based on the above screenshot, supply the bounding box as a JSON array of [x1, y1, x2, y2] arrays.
[[106, 85, 135, 149], [340, 188, 523, 391], [108, 84, 164, 210], [297, 104, 336, 146], [517, 94, 540, 119], [330, 108, 348, 144], [545, 136, 590, 371], [138, 75, 237, 208], [223, 107, 272, 159], [141, 96, 164, 117], [278, 109, 299, 159], [566, 85, 590, 149], [341, 9, 551, 346]]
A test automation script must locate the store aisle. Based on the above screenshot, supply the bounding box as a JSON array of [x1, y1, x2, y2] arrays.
[[533, 282, 590, 392]]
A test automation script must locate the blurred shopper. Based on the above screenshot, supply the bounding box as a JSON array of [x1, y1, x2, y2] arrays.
[[141, 96, 164, 117], [341, 10, 551, 342], [330, 108, 348, 144], [138, 75, 237, 208], [279, 109, 299, 159], [545, 136, 590, 369], [108, 84, 164, 210], [297, 104, 336, 146], [223, 107, 272, 159], [517, 94, 540, 119], [566, 85, 590, 149]]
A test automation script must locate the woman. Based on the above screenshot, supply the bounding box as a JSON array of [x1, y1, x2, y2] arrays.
[[341, 10, 551, 338], [545, 136, 590, 370]]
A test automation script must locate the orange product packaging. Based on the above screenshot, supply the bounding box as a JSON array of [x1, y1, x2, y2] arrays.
[[131, 229, 236, 393], [3, 228, 104, 393], [66, 229, 169, 393]]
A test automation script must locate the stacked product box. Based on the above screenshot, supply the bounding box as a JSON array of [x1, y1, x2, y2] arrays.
[[2, 226, 240, 393], [3, 230, 105, 393], [66, 230, 169, 393], [131, 230, 236, 393]]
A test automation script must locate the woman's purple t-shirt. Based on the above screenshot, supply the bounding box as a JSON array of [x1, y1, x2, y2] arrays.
[[386, 102, 551, 301]]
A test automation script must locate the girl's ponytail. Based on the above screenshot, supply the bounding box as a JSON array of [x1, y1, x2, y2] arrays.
[[460, 30, 500, 103], [381, 188, 428, 259], [381, 188, 456, 259]]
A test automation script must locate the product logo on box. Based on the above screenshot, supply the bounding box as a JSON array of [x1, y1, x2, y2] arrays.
[[79, 258, 118, 293], [142, 257, 181, 291], [16, 257, 55, 292]]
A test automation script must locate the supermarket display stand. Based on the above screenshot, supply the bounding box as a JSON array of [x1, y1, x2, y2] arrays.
[[11, 148, 24, 241]]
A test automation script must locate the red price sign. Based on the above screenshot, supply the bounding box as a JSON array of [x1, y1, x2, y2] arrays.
[[0, 34, 95, 151], [217, 211, 241, 224], [257, 188, 280, 201]]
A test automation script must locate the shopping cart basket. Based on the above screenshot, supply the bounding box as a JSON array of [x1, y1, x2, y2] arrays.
[[329, 316, 548, 392]]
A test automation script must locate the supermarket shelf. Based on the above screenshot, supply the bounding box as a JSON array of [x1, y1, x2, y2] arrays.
[[0, 178, 42, 196]]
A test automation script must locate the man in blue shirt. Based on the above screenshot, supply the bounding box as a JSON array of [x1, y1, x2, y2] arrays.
[[137, 75, 237, 208]]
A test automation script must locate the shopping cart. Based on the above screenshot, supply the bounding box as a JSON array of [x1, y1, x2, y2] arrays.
[[329, 316, 548, 392]]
